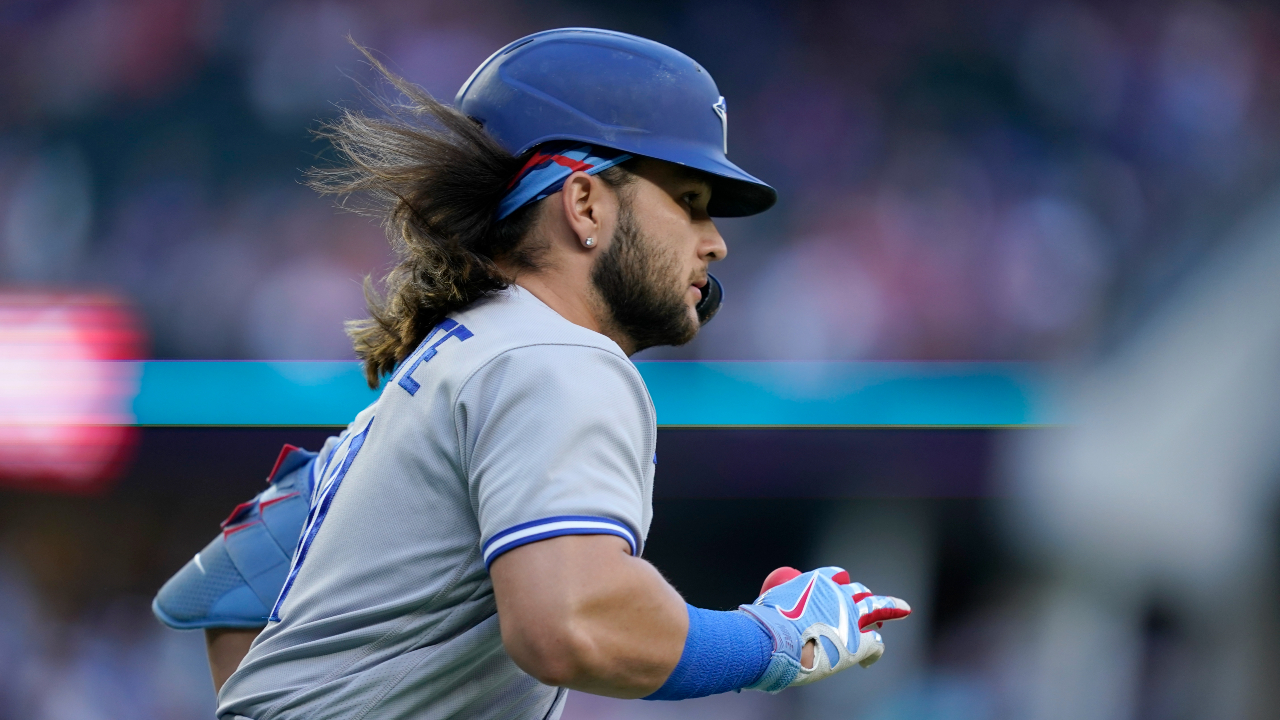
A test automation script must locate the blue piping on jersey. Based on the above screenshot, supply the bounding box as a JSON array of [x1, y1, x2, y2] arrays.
[[269, 415, 375, 621], [482, 515, 639, 568]]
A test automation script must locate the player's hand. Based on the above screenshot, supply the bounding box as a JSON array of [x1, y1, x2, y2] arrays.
[[738, 566, 910, 693]]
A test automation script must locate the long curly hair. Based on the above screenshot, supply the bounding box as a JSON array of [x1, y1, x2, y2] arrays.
[[312, 46, 634, 388], [309, 44, 571, 388]]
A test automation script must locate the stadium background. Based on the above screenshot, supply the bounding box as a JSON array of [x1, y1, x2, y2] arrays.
[[1, 0, 1278, 718]]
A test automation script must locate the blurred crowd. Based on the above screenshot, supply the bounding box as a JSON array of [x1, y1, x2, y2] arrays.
[[0, 495, 217, 719], [3, 0, 1278, 362], [3, 1, 1280, 719]]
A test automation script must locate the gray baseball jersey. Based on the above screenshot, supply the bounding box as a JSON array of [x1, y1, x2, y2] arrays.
[[216, 287, 657, 720]]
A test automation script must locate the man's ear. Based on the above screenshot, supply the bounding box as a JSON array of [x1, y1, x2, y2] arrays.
[[559, 171, 614, 246]]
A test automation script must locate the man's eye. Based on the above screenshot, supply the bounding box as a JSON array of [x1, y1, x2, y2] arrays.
[[682, 192, 701, 207]]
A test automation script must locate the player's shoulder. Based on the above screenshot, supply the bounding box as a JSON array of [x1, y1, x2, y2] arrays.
[[445, 289, 654, 427], [387, 286, 640, 404]]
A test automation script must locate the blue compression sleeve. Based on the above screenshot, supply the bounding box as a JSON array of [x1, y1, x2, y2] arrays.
[[643, 604, 773, 701]]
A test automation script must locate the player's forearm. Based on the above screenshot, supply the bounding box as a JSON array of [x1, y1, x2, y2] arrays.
[[491, 535, 687, 697]]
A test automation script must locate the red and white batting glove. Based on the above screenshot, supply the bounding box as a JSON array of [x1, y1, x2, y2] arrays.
[[739, 566, 911, 692]]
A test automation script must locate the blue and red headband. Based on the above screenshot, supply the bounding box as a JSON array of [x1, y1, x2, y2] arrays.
[[497, 142, 633, 220]]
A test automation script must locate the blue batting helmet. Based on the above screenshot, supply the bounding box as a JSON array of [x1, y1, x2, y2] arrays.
[[455, 28, 777, 218]]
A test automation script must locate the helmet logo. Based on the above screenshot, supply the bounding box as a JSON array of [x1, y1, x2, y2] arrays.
[[713, 96, 728, 155]]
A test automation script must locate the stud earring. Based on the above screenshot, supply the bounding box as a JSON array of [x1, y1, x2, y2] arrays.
[[583, 237, 596, 248]]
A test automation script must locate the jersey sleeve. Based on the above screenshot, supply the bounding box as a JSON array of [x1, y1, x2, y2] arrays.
[[456, 344, 656, 569]]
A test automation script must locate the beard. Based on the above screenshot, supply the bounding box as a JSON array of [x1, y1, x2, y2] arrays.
[[590, 204, 699, 352]]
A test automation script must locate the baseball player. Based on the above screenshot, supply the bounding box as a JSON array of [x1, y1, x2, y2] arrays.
[[153, 28, 910, 719]]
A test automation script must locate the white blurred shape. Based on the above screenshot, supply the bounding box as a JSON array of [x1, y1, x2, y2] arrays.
[[1008, 192, 1280, 585], [245, 256, 365, 359], [1003, 188, 1280, 718], [3, 146, 94, 283]]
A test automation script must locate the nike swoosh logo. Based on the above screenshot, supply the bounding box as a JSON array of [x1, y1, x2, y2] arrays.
[[780, 574, 819, 620]]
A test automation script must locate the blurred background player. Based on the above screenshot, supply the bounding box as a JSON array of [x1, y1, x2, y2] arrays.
[[152, 29, 910, 719]]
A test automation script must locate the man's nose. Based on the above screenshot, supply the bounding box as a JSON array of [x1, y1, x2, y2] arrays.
[[702, 223, 728, 262]]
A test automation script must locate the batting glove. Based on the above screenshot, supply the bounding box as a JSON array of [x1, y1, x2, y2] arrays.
[[739, 566, 911, 692]]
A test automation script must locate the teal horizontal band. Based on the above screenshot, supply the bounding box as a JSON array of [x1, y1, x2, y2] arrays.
[[129, 361, 1052, 427], [640, 361, 1051, 427]]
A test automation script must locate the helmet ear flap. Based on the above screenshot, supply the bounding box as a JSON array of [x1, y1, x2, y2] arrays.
[[696, 274, 723, 325]]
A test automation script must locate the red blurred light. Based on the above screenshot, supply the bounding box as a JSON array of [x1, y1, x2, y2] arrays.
[[0, 293, 145, 494]]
